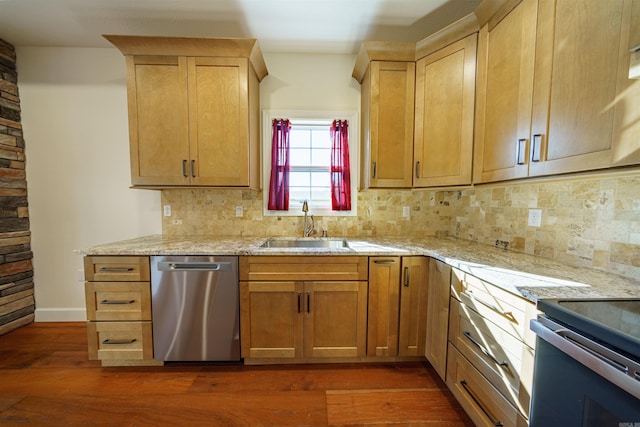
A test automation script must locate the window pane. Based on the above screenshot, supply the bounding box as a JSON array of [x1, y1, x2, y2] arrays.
[[290, 148, 310, 165], [290, 188, 311, 203], [310, 148, 330, 167], [311, 171, 330, 187], [290, 129, 311, 148], [290, 171, 310, 186], [312, 129, 332, 149]]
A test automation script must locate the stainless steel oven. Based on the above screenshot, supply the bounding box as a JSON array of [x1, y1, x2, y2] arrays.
[[530, 299, 640, 427]]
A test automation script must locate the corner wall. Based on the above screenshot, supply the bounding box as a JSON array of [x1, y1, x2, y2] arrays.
[[0, 39, 35, 335]]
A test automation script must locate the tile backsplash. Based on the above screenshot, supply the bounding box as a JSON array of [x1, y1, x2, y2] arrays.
[[162, 169, 640, 280], [444, 170, 640, 280]]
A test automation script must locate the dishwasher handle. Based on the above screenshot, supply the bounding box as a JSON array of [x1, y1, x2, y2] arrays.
[[157, 261, 232, 272]]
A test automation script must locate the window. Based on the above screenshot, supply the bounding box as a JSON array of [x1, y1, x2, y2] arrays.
[[263, 110, 358, 217]]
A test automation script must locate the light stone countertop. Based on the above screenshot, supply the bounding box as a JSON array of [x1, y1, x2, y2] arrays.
[[76, 234, 639, 303]]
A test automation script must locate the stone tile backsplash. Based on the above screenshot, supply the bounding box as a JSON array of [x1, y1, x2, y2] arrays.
[[162, 170, 640, 280], [444, 170, 640, 280]]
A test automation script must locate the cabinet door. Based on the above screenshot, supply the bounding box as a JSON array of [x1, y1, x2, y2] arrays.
[[473, 0, 538, 183], [363, 61, 415, 188], [398, 257, 428, 357], [529, 0, 640, 175], [126, 55, 190, 186], [304, 281, 368, 358], [367, 257, 401, 357], [414, 35, 476, 187], [188, 57, 251, 186], [239, 281, 303, 359], [425, 258, 451, 379]]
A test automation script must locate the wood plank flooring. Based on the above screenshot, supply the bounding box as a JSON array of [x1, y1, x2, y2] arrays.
[[0, 322, 474, 426]]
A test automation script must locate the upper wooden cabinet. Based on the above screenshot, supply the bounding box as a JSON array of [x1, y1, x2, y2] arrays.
[[104, 35, 267, 188], [358, 60, 415, 189], [414, 34, 476, 187], [474, 0, 640, 183], [529, 0, 640, 176], [473, 0, 538, 183]]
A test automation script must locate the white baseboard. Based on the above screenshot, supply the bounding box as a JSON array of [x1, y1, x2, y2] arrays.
[[34, 308, 87, 322]]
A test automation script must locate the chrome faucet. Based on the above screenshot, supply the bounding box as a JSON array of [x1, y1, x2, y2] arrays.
[[301, 200, 314, 237]]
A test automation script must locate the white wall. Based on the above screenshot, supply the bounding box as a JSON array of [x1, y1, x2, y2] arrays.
[[18, 47, 161, 321], [16, 47, 360, 321]]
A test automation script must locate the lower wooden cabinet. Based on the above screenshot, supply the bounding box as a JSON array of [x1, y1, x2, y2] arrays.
[[425, 258, 452, 379], [367, 257, 401, 357], [398, 257, 428, 356], [240, 280, 368, 361], [447, 344, 528, 427], [239, 256, 369, 363], [83, 255, 161, 366], [87, 321, 155, 364], [447, 267, 536, 424], [367, 256, 427, 359]]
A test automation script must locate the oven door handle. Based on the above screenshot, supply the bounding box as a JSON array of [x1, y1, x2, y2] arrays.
[[531, 318, 640, 400]]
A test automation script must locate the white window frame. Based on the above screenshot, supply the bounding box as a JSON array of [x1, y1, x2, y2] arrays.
[[262, 110, 359, 217]]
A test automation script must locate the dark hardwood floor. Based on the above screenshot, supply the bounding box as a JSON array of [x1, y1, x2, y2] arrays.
[[0, 322, 474, 426]]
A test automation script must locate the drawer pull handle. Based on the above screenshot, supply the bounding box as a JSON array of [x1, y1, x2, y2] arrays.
[[98, 267, 134, 273], [460, 380, 504, 426], [100, 299, 135, 305], [102, 338, 136, 345], [373, 259, 396, 265], [463, 330, 509, 368], [465, 290, 514, 321]]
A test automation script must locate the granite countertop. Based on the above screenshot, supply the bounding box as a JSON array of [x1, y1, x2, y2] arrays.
[[76, 234, 640, 303]]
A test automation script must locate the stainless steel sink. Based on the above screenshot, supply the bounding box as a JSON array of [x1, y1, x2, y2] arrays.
[[259, 238, 350, 249]]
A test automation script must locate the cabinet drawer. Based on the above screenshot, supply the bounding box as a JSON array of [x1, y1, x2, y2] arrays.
[[84, 256, 150, 282], [87, 321, 154, 361], [85, 282, 151, 321], [447, 344, 527, 427], [449, 297, 534, 417], [240, 256, 368, 281], [451, 269, 538, 347]]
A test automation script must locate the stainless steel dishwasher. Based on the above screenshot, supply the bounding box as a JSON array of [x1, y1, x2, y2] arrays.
[[150, 255, 240, 361]]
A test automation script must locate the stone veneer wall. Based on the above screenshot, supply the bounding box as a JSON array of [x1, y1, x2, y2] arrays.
[[0, 39, 34, 335], [162, 169, 640, 281]]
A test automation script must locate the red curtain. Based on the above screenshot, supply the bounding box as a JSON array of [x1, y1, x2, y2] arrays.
[[268, 119, 291, 210], [330, 120, 351, 210]]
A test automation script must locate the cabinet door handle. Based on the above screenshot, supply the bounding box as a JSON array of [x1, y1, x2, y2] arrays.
[[372, 162, 377, 179], [306, 292, 311, 314], [531, 134, 543, 162], [297, 292, 301, 313], [100, 299, 135, 305], [463, 330, 509, 367], [98, 267, 134, 273], [415, 161, 420, 179], [460, 380, 504, 427], [403, 267, 410, 287], [190, 160, 196, 177], [182, 160, 188, 177], [102, 338, 136, 345], [516, 139, 527, 165]]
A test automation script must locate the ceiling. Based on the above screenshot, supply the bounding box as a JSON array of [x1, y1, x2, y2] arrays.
[[0, 0, 481, 54]]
